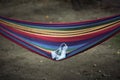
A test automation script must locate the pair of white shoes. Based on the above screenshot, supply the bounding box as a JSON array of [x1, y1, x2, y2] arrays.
[[51, 43, 68, 60]]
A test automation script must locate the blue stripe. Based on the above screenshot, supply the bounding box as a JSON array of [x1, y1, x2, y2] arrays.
[[0, 28, 51, 58], [0, 15, 120, 28], [11, 16, 120, 30], [67, 27, 120, 57], [0, 24, 89, 51]]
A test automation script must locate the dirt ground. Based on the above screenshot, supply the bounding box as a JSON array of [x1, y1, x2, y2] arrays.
[[0, 1, 120, 80]]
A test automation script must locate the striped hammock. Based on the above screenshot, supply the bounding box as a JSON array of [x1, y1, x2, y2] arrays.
[[0, 15, 120, 61]]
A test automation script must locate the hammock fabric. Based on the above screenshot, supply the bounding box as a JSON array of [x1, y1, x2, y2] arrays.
[[0, 15, 120, 60]]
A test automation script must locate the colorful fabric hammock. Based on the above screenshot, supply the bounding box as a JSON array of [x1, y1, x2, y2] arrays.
[[0, 15, 120, 60]]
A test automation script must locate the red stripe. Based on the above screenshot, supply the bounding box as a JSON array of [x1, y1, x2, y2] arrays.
[[0, 23, 119, 42], [1, 25, 120, 61], [0, 33, 54, 60], [0, 27, 51, 54]]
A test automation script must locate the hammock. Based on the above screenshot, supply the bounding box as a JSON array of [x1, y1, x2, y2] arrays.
[[0, 15, 120, 60]]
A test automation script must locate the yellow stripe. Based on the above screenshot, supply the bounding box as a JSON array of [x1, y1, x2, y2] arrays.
[[10, 21, 120, 37], [0, 19, 119, 33], [0, 20, 120, 37]]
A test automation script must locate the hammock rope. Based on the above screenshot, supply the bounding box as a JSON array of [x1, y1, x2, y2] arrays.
[[0, 15, 120, 60]]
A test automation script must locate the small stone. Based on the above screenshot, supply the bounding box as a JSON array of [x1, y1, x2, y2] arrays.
[[108, 45, 111, 48], [98, 70, 102, 73], [117, 50, 120, 55], [93, 64, 97, 67], [101, 73, 110, 77], [76, 72, 81, 75], [45, 15, 49, 19], [40, 60, 43, 63]]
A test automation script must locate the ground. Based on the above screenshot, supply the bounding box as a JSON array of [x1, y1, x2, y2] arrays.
[[0, 1, 120, 80]]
